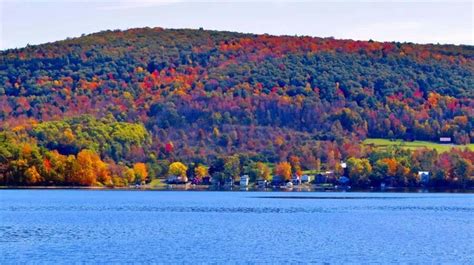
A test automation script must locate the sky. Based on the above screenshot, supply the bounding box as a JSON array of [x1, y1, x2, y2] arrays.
[[1, 0, 473, 50]]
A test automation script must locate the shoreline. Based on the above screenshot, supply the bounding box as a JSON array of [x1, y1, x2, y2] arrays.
[[1, 185, 473, 193]]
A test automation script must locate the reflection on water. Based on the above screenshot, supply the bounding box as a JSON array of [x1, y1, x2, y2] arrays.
[[0, 190, 473, 263]]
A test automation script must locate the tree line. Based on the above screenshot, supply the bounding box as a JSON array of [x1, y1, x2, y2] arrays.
[[1, 119, 472, 188]]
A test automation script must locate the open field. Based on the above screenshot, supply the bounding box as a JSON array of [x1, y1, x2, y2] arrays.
[[363, 138, 474, 152]]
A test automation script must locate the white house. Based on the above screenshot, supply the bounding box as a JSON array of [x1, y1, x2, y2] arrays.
[[439, 137, 452, 143], [167, 175, 188, 184], [240, 175, 250, 187], [292, 175, 301, 185], [418, 171, 430, 183], [257, 179, 267, 188]]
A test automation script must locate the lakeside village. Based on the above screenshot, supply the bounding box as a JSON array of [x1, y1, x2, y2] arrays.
[[128, 138, 471, 191], [141, 161, 435, 191], [2, 128, 472, 189]]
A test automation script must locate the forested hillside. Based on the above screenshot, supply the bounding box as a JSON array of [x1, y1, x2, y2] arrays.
[[1, 27, 473, 187]]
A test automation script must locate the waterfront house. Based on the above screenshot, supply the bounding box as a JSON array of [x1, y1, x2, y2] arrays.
[[257, 179, 268, 188], [316, 173, 327, 184], [167, 175, 178, 184], [418, 171, 430, 184], [240, 175, 250, 187], [291, 175, 301, 185], [167, 175, 188, 184], [224, 177, 234, 187], [338, 176, 350, 185], [271, 175, 285, 186], [301, 175, 313, 183], [202, 176, 212, 185], [316, 171, 335, 184]]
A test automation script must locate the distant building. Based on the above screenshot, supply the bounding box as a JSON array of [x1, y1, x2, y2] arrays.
[[240, 175, 250, 187], [224, 177, 234, 187], [439, 137, 452, 143], [338, 176, 350, 185], [167, 175, 188, 184], [202, 176, 212, 185], [418, 171, 430, 184], [316, 171, 334, 184], [292, 175, 301, 185], [167, 175, 177, 184], [257, 179, 268, 188], [271, 175, 285, 186], [316, 174, 327, 184], [301, 175, 313, 183]]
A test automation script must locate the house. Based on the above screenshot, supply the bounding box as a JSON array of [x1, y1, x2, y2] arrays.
[[316, 174, 327, 184], [240, 175, 250, 187], [271, 175, 285, 186], [202, 176, 212, 185], [291, 175, 301, 185], [167, 175, 188, 184], [224, 177, 234, 187], [338, 176, 350, 185], [439, 137, 452, 143], [316, 171, 334, 184], [340, 162, 347, 169], [418, 171, 430, 184], [301, 175, 313, 183], [257, 179, 268, 188], [167, 175, 178, 184]]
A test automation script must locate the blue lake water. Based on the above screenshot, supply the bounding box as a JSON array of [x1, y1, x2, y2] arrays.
[[0, 190, 473, 264]]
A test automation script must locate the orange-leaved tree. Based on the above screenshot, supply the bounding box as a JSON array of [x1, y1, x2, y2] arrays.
[[133, 162, 148, 183], [275, 162, 292, 181]]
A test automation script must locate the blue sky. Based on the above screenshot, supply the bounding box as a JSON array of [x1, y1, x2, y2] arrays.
[[1, 0, 472, 50]]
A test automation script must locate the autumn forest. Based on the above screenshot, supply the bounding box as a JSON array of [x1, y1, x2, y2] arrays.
[[0, 27, 473, 188]]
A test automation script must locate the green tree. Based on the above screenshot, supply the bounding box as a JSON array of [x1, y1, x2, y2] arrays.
[[224, 155, 241, 180], [346, 157, 372, 187]]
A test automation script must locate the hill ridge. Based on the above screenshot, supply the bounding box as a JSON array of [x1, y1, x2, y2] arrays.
[[0, 27, 473, 187]]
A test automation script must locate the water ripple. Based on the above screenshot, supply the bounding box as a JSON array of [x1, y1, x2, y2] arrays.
[[1, 205, 472, 213]]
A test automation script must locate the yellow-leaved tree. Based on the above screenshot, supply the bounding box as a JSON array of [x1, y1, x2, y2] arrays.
[[194, 164, 208, 181], [169, 162, 188, 182], [25, 166, 43, 185], [133, 163, 148, 183], [73, 149, 99, 186]]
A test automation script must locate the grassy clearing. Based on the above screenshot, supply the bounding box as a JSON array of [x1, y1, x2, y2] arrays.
[[148, 179, 165, 188], [363, 138, 473, 153], [302, 170, 321, 175]]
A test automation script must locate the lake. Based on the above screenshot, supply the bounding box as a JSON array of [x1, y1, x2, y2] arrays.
[[1, 190, 473, 264]]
